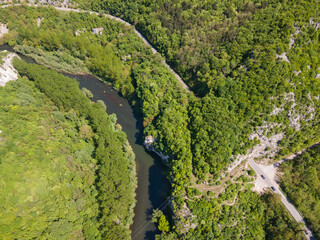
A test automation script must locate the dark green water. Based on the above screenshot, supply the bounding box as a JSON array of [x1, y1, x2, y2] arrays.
[[69, 74, 170, 240], [1, 45, 169, 240]]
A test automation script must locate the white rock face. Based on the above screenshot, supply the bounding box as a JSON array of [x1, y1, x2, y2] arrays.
[[276, 52, 290, 63], [0, 23, 9, 38], [37, 17, 44, 27], [0, 51, 19, 86], [228, 123, 284, 172]]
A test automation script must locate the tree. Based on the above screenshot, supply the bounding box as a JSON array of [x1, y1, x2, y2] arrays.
[[158, 215, 170, 233], [152, 209, 163, 223]]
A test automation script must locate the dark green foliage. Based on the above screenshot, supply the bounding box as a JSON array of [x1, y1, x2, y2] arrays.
[[12, 59, 137, 239], [1, 3, 320, 238], [83, 0, 320, 169], [280, 144, 320, 238], [190, 94, 239, 178]]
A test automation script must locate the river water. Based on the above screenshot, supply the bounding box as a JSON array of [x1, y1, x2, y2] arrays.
[[71, 74, 170, 240], [0, 45, 169, 240]]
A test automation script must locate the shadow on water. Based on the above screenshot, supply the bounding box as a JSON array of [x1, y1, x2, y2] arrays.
[[1, 45, 170, 240], [65, 75, 170, 240]]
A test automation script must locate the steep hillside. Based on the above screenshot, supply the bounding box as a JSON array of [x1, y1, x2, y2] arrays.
[[0, 52, 136, 239], [0, 2, 319, 238], [0, 76, 101, 239]]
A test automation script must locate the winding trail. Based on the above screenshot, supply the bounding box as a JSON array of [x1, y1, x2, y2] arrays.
[[1, 3, 191, 92]]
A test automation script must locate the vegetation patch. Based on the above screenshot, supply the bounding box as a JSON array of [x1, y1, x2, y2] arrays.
[[280, 144, 320, 239], [14, 44, 89, 74]]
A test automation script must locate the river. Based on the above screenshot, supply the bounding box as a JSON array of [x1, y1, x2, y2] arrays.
[[0, 45, 170, 240], [71, 74, 170, 240]]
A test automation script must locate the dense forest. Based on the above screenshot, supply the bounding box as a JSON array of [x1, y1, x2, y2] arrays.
[[0, 1, 319, 238], [88, 0, 320, 163], [0, 77, 101, 239], [280, 144, 320, 239], [179, 190, 304, 240], [0, 53, 136, 239], [81, 0, 320, 187]]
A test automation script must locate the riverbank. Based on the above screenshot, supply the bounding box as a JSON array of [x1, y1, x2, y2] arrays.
[[0, 2, 191, 93], [14, 44, 89, 74], [1, 44, 170, 239]]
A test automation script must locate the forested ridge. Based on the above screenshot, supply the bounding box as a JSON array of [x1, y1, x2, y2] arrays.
[[0, 1, 319, 239], [0, 52, 136, 238], [79, 0, 320, 187], [0, 77, 101, 239]]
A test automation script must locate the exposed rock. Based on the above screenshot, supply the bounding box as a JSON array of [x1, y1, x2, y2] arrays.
[[0, 51, 19, 86], [239, 65, 248, 71], [36, 0, 73, 7], [75, 30, 81, 36], [276, 52, 290, 63], [37, 17, 44, 27], [75, 28, 85, 36], [229, 89, 317, 171], [289, 26, 300, 49], [122, 54, 131, 61], [92, 27, 103, 35], [294, 70, 301, 76], [310, 18, 320, 30], [144, 136, 169, 166], [0, 23, 9, 38], [228, 123, 284, 172], [269, 106, 283, 116], [172, 201, 197, 234], [284, 92, 315, 130]]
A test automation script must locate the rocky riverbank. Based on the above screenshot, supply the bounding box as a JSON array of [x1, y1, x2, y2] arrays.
[[0, 51, 19, 86]]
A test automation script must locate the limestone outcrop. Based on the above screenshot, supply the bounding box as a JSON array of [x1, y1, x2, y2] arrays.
[[0, 51, 19, 86]]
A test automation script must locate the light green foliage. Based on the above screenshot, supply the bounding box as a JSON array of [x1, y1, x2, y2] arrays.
[[0, 78, 100, 239], [14, 44, 89, 74], [151, 209, 170, 233], [0, 51, 8, 64], [184, 191, 304, 239], [158, 215, 170, 233], [151, 209, 164, 223], [12, 60, 137, 239], [81, 87, 93, 99], [1, 3, 319, 239], [0, 6, 133, 96], [96, 100, 107, 111], [280, 145, 320, 239]]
